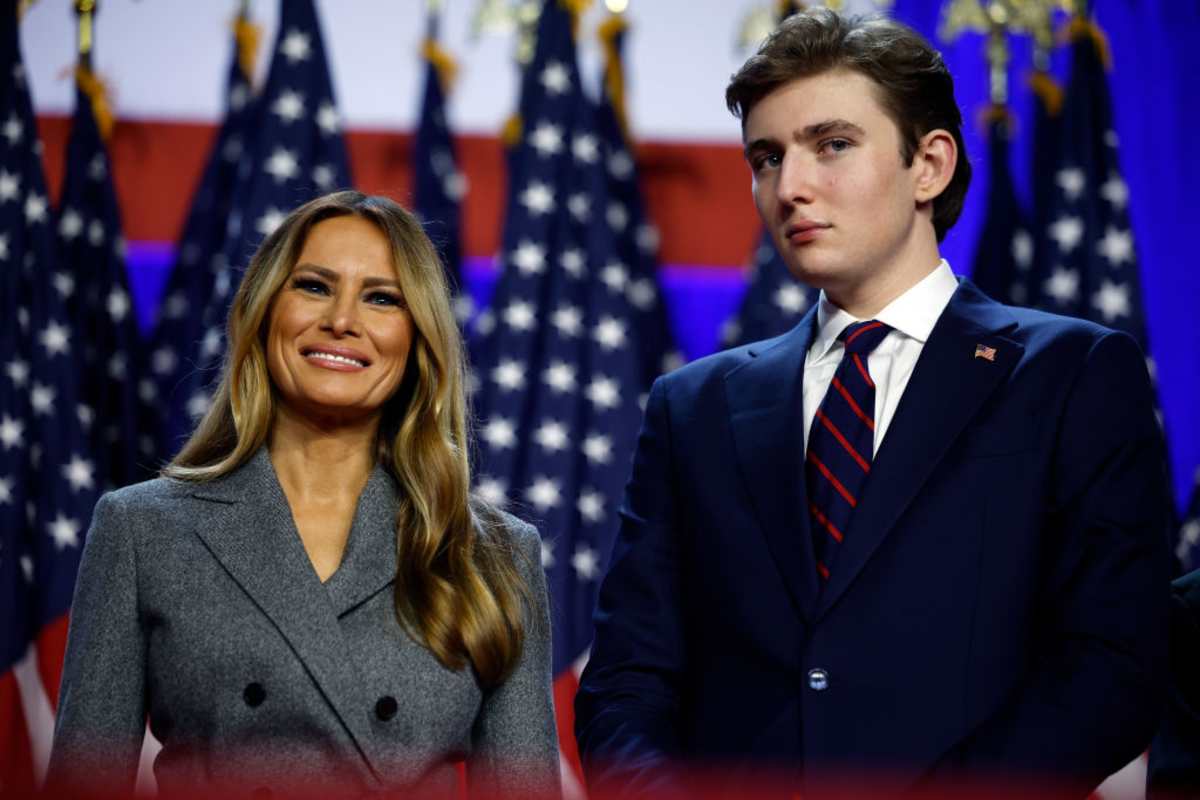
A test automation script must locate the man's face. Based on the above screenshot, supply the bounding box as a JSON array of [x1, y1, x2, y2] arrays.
[[743, 68, 926, 300]]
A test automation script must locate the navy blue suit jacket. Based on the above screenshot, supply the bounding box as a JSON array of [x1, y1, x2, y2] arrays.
[[576, 280, 1171, 795]]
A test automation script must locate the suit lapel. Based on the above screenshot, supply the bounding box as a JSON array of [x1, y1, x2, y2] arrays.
[[188, 449, 388, 785], [322, 466, 399, 617], [814, 281, 1023, 621], [725, 316, 820, 622]]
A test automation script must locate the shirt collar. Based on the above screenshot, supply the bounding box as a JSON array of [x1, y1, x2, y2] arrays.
[[810, 260, 959, 362]]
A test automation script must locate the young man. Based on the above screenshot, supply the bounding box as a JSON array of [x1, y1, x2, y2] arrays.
[[576, 8, 1170, 796]]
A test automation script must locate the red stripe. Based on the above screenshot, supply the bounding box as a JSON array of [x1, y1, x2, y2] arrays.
[[814, 409, 871, 472], [817, 561, 831, 580], [807, 451, 857, 507], [852, 353, 874, 388], [553, 669, 585, 790], [831, 377, 875, 431], [844, 320, 884, 346], [809, 503, 844, 542], [37, 614, 70, 710], [0, 670, 37, 794]]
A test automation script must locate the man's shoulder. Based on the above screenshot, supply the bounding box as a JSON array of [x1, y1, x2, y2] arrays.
[[659, 327, 800, 393]]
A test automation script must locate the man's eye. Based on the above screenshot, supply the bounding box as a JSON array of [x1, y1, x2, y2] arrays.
[[820, 138, 852, 154], [753, 153, 781, 171]]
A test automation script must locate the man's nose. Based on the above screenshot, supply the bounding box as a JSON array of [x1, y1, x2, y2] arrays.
[[776, 151, 815, 207]]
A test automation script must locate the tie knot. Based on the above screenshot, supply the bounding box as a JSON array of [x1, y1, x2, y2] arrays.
[[839, 320, 892, 355]]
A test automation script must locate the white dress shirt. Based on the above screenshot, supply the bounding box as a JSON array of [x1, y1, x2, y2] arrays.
[[802, 260, 959, 456]]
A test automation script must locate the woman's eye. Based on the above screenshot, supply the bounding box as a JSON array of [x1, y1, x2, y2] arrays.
[[293, 278, 329, 295], [366, 291, 403, 307]]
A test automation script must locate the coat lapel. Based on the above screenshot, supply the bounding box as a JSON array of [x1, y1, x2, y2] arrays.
[[188, 449, 392, 786], [725, 315, 820, 622], [322, 466, 400, 618], [814, 281, 1024, 621]]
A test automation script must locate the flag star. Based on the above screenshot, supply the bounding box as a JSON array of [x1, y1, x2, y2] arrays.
[[1096, 226, 1135, 267], [540, 539, 555, 568], [1048, 215, 1084, 253], [1146, 356, 1158, 383], [512, 241, 546, 275], [264, 147, 300, 182], [572, 133, 599, 164], [0, 169, 20, 201], [474, 310, 496, 337], [720, 318, 742, 347], [279, 29, 312, 62], [567, 193, 591, 221], [39, 320, 71, 355], [201, 326, 223, 358], [452, 293, 475, 324], [1100, 173, 1129, 210], [443, 171, 467, 200], [5, 359, 29, 387], [152, 347, 178, 375], [543, 361, 577, 393], [628, 278, 657, 310], [0, 476, 12, 505], [593, 317, 627, 350], [222, 134, 244, 162], [88, 219, 105, 246], [1092, 280, 1131, 322], [2, 113, 22, 144], [482, 416, 517, 449], [316, 102, 340, 134], [48, 514, 82, 550], [586, 376, 621, 410], [560, 249, 586, 278], [88, 154, 107, 180], [606, 202, 629, 231], [600, 262, 628, 292], [520, 181, 555, 216], [30, 382, 56, 415], [256, 207, 286, 236], [163, 292, 188, 320], [59, 208, 84, 239], [1043, 267, 1080, 305], [636, 223, 660, 255], [533, 420, 569, 452], [475, 476, 508, 507], [540, 61, 570, 95], [571, 544, 600, 580], [0, 234, 7, 261], [187, 391, 211, 419], [526, 476, 562, 511], [578, 490, 605, 524], [528, 122, 563, 157], [77, 404, 94, 429], [662, 350, 686, 373], [774, 283, 809, 314], [1179, 520, 1200, 562], [108, 352, 128, 380], [24, 191, 47, 224], [609, 149, 634, 179], [551, 305, 583, 337], [229, 83, 249, 112], [138, 378, 158, 403], [309, 163, 335, 190], [1055, 167, 1086, 201], [1012, 230, 1033, 270], [492, 359, 526, 391], [107, 288, 130, 321], [502, 300, 536, 331], [582, 433, 612, 465], [1104, 130, 1119, 148], [62, 455, 95, 492], [271, 90, 306, 123], [0, 415, 24, 449]]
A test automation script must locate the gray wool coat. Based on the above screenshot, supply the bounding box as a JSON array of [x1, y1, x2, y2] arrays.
[[46, 448, 561, 798]]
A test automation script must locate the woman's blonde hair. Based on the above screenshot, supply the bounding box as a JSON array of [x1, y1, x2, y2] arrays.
[[166, 191, 528, 686]]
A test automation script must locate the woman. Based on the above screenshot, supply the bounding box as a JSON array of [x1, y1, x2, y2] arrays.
[[47, 192, 561, 798]]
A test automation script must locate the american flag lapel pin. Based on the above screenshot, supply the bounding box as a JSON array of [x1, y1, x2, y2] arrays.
[[974, 344, 997, 362]]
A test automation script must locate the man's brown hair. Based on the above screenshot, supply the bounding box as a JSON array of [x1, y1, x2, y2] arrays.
[[726, 8, 971, 241]]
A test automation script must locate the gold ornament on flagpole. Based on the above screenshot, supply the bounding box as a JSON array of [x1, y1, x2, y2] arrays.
[[736, 0, 895, 53]]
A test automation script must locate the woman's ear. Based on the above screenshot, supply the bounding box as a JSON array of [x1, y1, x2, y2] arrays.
[[912, 128, 957, 204]]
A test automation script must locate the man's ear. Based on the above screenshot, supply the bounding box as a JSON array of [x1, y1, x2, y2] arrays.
[[912, 128, 957, 203]]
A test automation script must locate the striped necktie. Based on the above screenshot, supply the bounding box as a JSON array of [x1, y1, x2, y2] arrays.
[[805, 319, 892, 582]]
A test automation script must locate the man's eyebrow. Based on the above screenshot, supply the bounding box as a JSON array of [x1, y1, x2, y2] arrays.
[[293, 263, 401, 289], [800, 119, 866, 139]]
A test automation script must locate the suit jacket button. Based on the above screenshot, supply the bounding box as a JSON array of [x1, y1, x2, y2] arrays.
[[243, 682, 266, 707], [375, 695, 398, 721], [807, 668, 829, 691]]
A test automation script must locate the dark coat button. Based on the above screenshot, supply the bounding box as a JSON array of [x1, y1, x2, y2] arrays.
[[375, 695, 398, 721], [243, 682, 266, 708]]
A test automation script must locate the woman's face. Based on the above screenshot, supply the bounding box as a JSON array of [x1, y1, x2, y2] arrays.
[[265, 215, 415, 426]]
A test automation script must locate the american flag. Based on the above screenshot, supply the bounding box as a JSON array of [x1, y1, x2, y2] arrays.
[[1179, 472, 1200, 573], [412, 11, 470, 325], [148, 9, 259, 462], [56, 62, 153, 489], [969, 109, 1034, 307], [593, 13, 681, 389], [467, 1, 653, 793], [1029, 17, 1179, 556], [719, 229, 818, 349], [191, 0, 352, 411], [1, 3, 101, 788]]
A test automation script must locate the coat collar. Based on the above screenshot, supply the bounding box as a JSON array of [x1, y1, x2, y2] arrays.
[[187, 447, 402, 784]]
